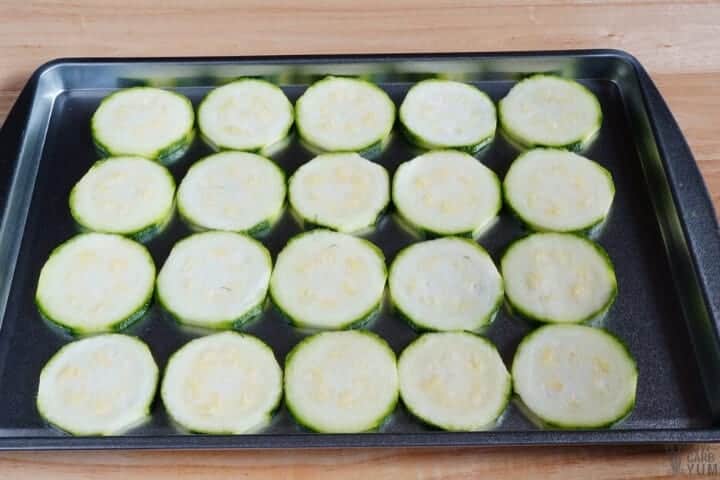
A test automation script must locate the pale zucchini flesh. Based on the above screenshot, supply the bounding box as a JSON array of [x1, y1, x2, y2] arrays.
[[156, 231, 272, 329], [389, 237, 503, 331], [501, 233, 617, 324], [37, 334, 158, 435], [398, 332, 511, 431], [288, 152, 390, 233], [91, 87, 195, 163], [69, 156, 176, 240], [503, 149, 615, 233], [176, 151, 286, 235], [161, 332, 282, 434], [512, 324, 637, 428], [296, 76, 395, 153], [284, 330, 398, 433], [499, 75, 602, 150], [269, 230, 386, 329], [35, 233, 155, 334], [399, 79, 496, 153], [392, 150, 501, 237], [198, 79, 294, 153]]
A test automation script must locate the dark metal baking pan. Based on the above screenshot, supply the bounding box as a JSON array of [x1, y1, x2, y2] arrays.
[[0, 50, 718, 450]]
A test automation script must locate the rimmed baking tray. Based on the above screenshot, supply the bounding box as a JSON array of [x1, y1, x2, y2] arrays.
[[0, 50, 718, 449]]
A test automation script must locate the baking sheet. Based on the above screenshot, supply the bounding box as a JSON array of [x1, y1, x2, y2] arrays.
[[0, 51, 718, 449]]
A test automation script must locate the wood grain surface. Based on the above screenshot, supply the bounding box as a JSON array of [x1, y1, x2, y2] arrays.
[[1, 1, 719, 478]]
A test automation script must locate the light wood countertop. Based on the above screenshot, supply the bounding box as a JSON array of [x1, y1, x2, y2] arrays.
[[1, 1, 719, 478]]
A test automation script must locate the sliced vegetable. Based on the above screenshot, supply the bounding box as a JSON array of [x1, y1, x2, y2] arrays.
[[284, 330, 398, 432], [389, 237, 503, 331], [198, 79, 294, 154], [296, 76, 395, 153], [499, 75, 602, 150], [399, 79, 496, 153], [501, 233, 617, 324], [512, 324, 637, 428], [269, 230, 386, 329], [392, 150, 501, 237], [503, 148, 615, 233], [289, 152, 389, 233], [161, 332, 282, 434], [156, 231, 272, 329], [91, 87, 194, 163], [69, 156, 175, 241], [399, 332, 510, 430], [37, 334, 158, 435], [35, 233, 155, 334], [176, 151, 286, 235]]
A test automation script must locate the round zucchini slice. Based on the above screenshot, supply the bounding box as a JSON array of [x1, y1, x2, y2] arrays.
[[91, 87, 195, 163], [176, 151, 286, 235], [35, 233, 155, 334], [389, 237, 503, 331], [512, 324, 637, 428], [198, 79, 294, 153], [156, 231, 272, 329], [284, 330, 398, 433], [499, 75, 602, 150], [69, 156, 176, 241], [392, 150, 501, 237], [503, 148, 615, 233], [398, 332, 510, 431], [161, 332, 282, 434], [399, 79, 496, 153], [37, 334, 158, 435], [269, 230, 386, 329], [501, 233, 617, 324], [296, 76, 395, 153], [288, 152, 390, 233]]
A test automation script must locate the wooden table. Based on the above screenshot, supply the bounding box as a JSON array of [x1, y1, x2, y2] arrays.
[[1, 1, 719, 478]]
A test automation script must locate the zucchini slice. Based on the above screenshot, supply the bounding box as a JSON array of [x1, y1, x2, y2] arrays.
[[392, 150, 501, 237], [284, 330, 398, 433], [176, 151, 286, 235], [503, 149, 615, 233], [296, 76, 395, 153], [37, 334, 158, 435], [35, 233, 155, 334], [499, 75, 602, 150], [501, 233, 617, 324], [161, 332, 282, 434], [69, 156, 176, 241], [398, 332, 510, 431], [91, 87, 195, 163], [156, 231, 272, 329], [399, 79, 496, 153], [269, 230, 386, 329], [512, 324, 637, 428], [389, 238, 503, 331], [198, 79, 294, 153], [288, 152, 390, 233]]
